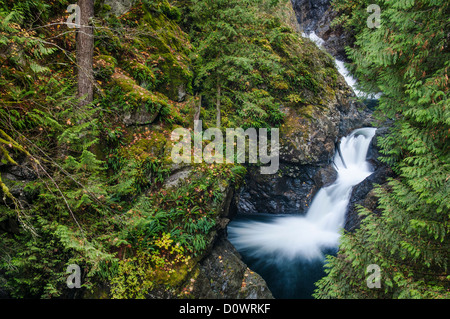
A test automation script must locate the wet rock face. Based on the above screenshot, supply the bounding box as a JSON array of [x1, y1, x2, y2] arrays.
[[233, 164, 320, 215], [279, 76, 373, 166], [233, 162, 339, 216], [0, 158, 38, 234], [278, 103, 339, 165], [191, 239, 274, 299], [234, 122, 390, 221], [344, 164, 394, 232], [290, 0, 331, 32], [315, 8, 354, 62], [290, 0, 353, 62]]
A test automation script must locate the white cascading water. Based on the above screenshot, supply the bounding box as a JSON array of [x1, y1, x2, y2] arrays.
[[302, 31, 381, 99], [228, 127, 377, 262], [302, 31, 362, 97]]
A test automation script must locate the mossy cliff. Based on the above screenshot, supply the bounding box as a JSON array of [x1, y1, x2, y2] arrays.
[[0, 0, 371, 299]]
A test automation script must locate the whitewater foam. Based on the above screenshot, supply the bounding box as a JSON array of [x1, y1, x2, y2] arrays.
[[228, 128, 377, 262]]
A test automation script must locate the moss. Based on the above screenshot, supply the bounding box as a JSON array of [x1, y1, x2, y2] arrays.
[[137, 7, 193, 100], [270, 78, 290, 91], [111, 72, 169, 112], [154, 257, 196, 289], [158, 96, 196, 127], [111, 72, 136, 92], [279, 107, 310, 140], [119, 128, 167, 162], [123, 60, 156, 89], [148, 51, 193, 101], [94, 54, 117, 81], [300, 104, 315, 119], [266, 29, 341, 109], [96, 0, 193, 102]]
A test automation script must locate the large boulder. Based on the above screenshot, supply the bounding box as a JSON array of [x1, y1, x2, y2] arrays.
[[189, 238, 273, 299], [233, 164, 320, 215], [279, 76, 373, 165]]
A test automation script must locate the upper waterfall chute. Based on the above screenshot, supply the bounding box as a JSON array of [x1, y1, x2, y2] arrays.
[[302, 31, 381, 99], [302, 31, 362, 96]]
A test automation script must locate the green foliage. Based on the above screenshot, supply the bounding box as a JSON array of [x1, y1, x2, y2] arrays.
[[0, 100, 122, 297], [143, 0, 181, 21], [110, 232, 191, 299], [107, 162, 243, 298], [0, 0, 345, 299], [187, 0, 336, 129], [124, 163, 234, 254], [315, 0, 450, 299]]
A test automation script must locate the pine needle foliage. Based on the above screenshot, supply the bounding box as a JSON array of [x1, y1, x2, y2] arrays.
[[314, 0, 450, 299]]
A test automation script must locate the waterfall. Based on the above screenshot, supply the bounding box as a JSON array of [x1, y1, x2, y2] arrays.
[[228, 127, 377, 263], [301, 31, 362, 97], [302, 31, 382, 99]]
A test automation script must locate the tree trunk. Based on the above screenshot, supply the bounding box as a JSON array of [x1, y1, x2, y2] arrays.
[[76, 0, 94, 107], [194, 94, 201, 121], [216, 85, 221, 128]]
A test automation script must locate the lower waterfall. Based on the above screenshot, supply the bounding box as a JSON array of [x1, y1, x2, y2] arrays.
[[228, 127, 377, 298]]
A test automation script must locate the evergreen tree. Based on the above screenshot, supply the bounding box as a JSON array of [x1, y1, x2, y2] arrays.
[[314, 0, 450, 298], [188, 0, 283, 128]]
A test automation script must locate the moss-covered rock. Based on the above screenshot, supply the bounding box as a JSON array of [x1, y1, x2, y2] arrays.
[[104, 0, 136, 16], [119, 127, 167, 161], [94, 54, 117, 81], [187, 238, 273, 299], [279, 75, 373, 165], [111, 72, 168, 126], [123, 60, 156, 89], [138, 1, 193, 101]]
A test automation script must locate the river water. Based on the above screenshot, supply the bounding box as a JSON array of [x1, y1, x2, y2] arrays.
[[228, 127, 377, 298]]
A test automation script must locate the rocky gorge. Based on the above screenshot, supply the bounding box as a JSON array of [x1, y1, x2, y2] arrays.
[[0, 0, 394, 300], [291, 0, 354, 61], [185, 0, 393, 299], [130, 0, 390, 299]]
